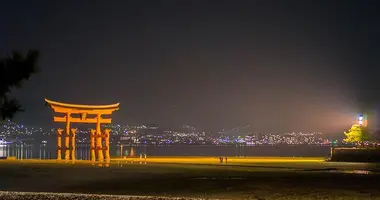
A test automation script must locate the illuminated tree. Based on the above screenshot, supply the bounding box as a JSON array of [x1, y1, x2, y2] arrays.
[[343, 124, 371, 146], [0, 50, 39, 120]]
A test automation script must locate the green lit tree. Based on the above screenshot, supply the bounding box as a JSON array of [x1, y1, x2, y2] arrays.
[[343, 124, 371, 147], [0, 50, 39, 120]]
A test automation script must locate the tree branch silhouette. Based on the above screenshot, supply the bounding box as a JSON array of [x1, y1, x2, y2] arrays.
[[0, 50, 39, 120]]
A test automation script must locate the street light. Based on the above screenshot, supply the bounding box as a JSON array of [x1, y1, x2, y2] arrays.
[[358, 114, 367, 127]]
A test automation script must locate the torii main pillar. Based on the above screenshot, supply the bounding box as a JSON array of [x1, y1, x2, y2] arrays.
[[45, 98, 120, 162]]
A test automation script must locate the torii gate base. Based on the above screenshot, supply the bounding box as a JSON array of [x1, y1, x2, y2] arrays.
[[45, 99, 119, 164]]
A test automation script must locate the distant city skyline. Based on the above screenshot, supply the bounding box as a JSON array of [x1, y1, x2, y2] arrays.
[[2, 119, 327, 135], [0, 120, 332, 146]]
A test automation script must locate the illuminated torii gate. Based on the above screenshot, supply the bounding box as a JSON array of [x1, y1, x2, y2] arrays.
[[45, 99, 119, 162]]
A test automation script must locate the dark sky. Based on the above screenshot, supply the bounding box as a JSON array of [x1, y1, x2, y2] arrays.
[[1, 0, 380, 133]]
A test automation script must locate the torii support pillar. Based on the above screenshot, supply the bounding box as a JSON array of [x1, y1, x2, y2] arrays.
[[64, 113, 71, 161], [57, 128, 63, 160], [90, 129, 96, 162], [104, 129, 111, 163], [71, 128, 77, 160], [96, 113, 104, 161]]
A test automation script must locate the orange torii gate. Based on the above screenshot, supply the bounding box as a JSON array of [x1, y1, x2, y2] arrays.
[[45, 99, 119, 162]]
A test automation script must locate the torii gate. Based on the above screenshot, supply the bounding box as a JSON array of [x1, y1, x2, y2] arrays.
[[45, 98, 119, 162]]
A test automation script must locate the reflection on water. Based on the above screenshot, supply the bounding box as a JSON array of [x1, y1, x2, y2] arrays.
[[0, 144, 51, 159], [194, 177, 247, 180], [0, 144, 331, 159], [0, 144, 137, 160], [0, 144, 34, 159], [303, 168, 379, 175], [319, 169, 379, 175], [341, 170, 375, 175]]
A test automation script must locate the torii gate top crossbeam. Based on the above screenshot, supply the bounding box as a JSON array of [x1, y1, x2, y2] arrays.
[[45, 98, 119, 112], [45, 98, 120, 124]]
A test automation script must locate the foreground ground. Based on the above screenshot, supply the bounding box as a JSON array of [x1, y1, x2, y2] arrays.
[[0, 157, 379, 199]]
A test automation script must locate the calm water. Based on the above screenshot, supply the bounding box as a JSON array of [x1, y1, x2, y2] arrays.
[[0, 144, 331, 159]]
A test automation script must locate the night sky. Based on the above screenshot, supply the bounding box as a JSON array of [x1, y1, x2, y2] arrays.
[[1, 0, 379, 133]]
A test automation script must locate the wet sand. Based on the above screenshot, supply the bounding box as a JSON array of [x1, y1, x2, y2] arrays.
[[0, 157, 379, 199]]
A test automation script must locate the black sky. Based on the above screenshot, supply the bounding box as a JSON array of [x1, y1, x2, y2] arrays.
[[1, 0, 380, 133]]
